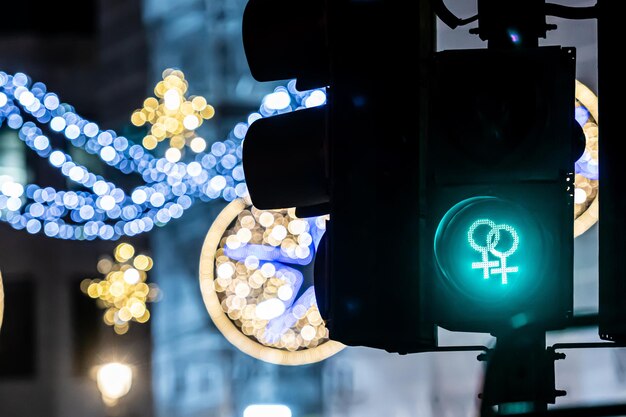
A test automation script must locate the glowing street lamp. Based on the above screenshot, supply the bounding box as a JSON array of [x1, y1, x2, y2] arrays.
[[96, 362, 133, 407]]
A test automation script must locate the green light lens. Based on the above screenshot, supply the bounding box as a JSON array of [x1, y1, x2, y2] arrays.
[[468, 219, 519, 285], [434, 197, 546, 305]]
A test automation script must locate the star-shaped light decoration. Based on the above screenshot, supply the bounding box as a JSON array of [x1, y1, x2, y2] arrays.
[[131, 68, 215, 161], [81, 243, 159, 334]]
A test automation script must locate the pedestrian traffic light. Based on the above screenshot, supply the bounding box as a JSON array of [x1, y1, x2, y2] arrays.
[[426, 46, 580, 333], [242, 0, 437, 352]]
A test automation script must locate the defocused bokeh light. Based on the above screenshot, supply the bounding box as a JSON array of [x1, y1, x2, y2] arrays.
[[81, 242, 158, 335], [96, 362, 133, 406], [199, 198, 344, 365], [0, 71, 325, 241], [131, 68, 215, 158], [573, 80, 599, 237], [0, 70, 596, 245]]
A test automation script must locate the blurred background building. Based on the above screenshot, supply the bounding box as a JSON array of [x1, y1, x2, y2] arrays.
[[0, 2, 153, 417], [1, 1, 622, 417]]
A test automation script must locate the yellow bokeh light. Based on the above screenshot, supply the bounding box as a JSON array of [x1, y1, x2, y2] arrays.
[[183, 114, 200, 130], [133, 255, 153, 271], [191, 96, 207, 111], [144, 97, 159, 110], [82, 246, 159, 334], [123, 268, 140, 285], [154, 82, 166, 97], [133, 68, 215, 155], [114, 243, 135, 262], [169, 135, 186, 149], [180, 102, 194, 116], [151, 124, 166, 138], [142, 135, 158, 150], [104, 308, 116, 326], [118, 307, 132, 322], [130, 111, 146, 127], [136, 282, 150, 297], [88, 283, 102, 298], [110, 281, 125, 298], [190, 137, 207, 153], [200, 105, 215, 119], [136, 310, 150, 324], [130, 302, 146, 318], [114, 324, 129, 335]]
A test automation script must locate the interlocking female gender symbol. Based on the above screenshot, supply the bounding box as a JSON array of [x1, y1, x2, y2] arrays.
[[468, 219, 520, 284], [468, 219, 500, 279]]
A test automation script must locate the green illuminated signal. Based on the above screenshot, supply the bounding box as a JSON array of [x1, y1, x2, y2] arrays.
[[468, 219, 519, 285], [434, 196, 541, 303]]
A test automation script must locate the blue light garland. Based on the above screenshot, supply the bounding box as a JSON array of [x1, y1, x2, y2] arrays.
[[0, 71, 326, 240], [0, 70, 595, 241]]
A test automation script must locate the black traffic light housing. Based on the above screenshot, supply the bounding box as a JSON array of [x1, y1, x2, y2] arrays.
[[242, 0, 437, 353], [241, 0, 331, 214], [242, 0, 583, 348], [426, 47, 578, 333], [242, 0, 329, 90], [238, 0, 626, 412], [242, 106, 328, 211], [317, 0, 436, 352]]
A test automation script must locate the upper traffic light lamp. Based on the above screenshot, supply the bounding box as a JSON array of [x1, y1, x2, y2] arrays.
[[241, 0, 330, 214], [242, 0, 329, 91]]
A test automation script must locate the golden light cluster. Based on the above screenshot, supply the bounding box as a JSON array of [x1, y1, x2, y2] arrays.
[[82, 243, 159, 335], [215, 205, 329, 351], [131, 68, 215, 160], [199, 198, 344, 365], [573, 80, 599, 238]]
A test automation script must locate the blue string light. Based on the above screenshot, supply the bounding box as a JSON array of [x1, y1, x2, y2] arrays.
[[0, 70, 596, 241], [0, 71, 326, 240]]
